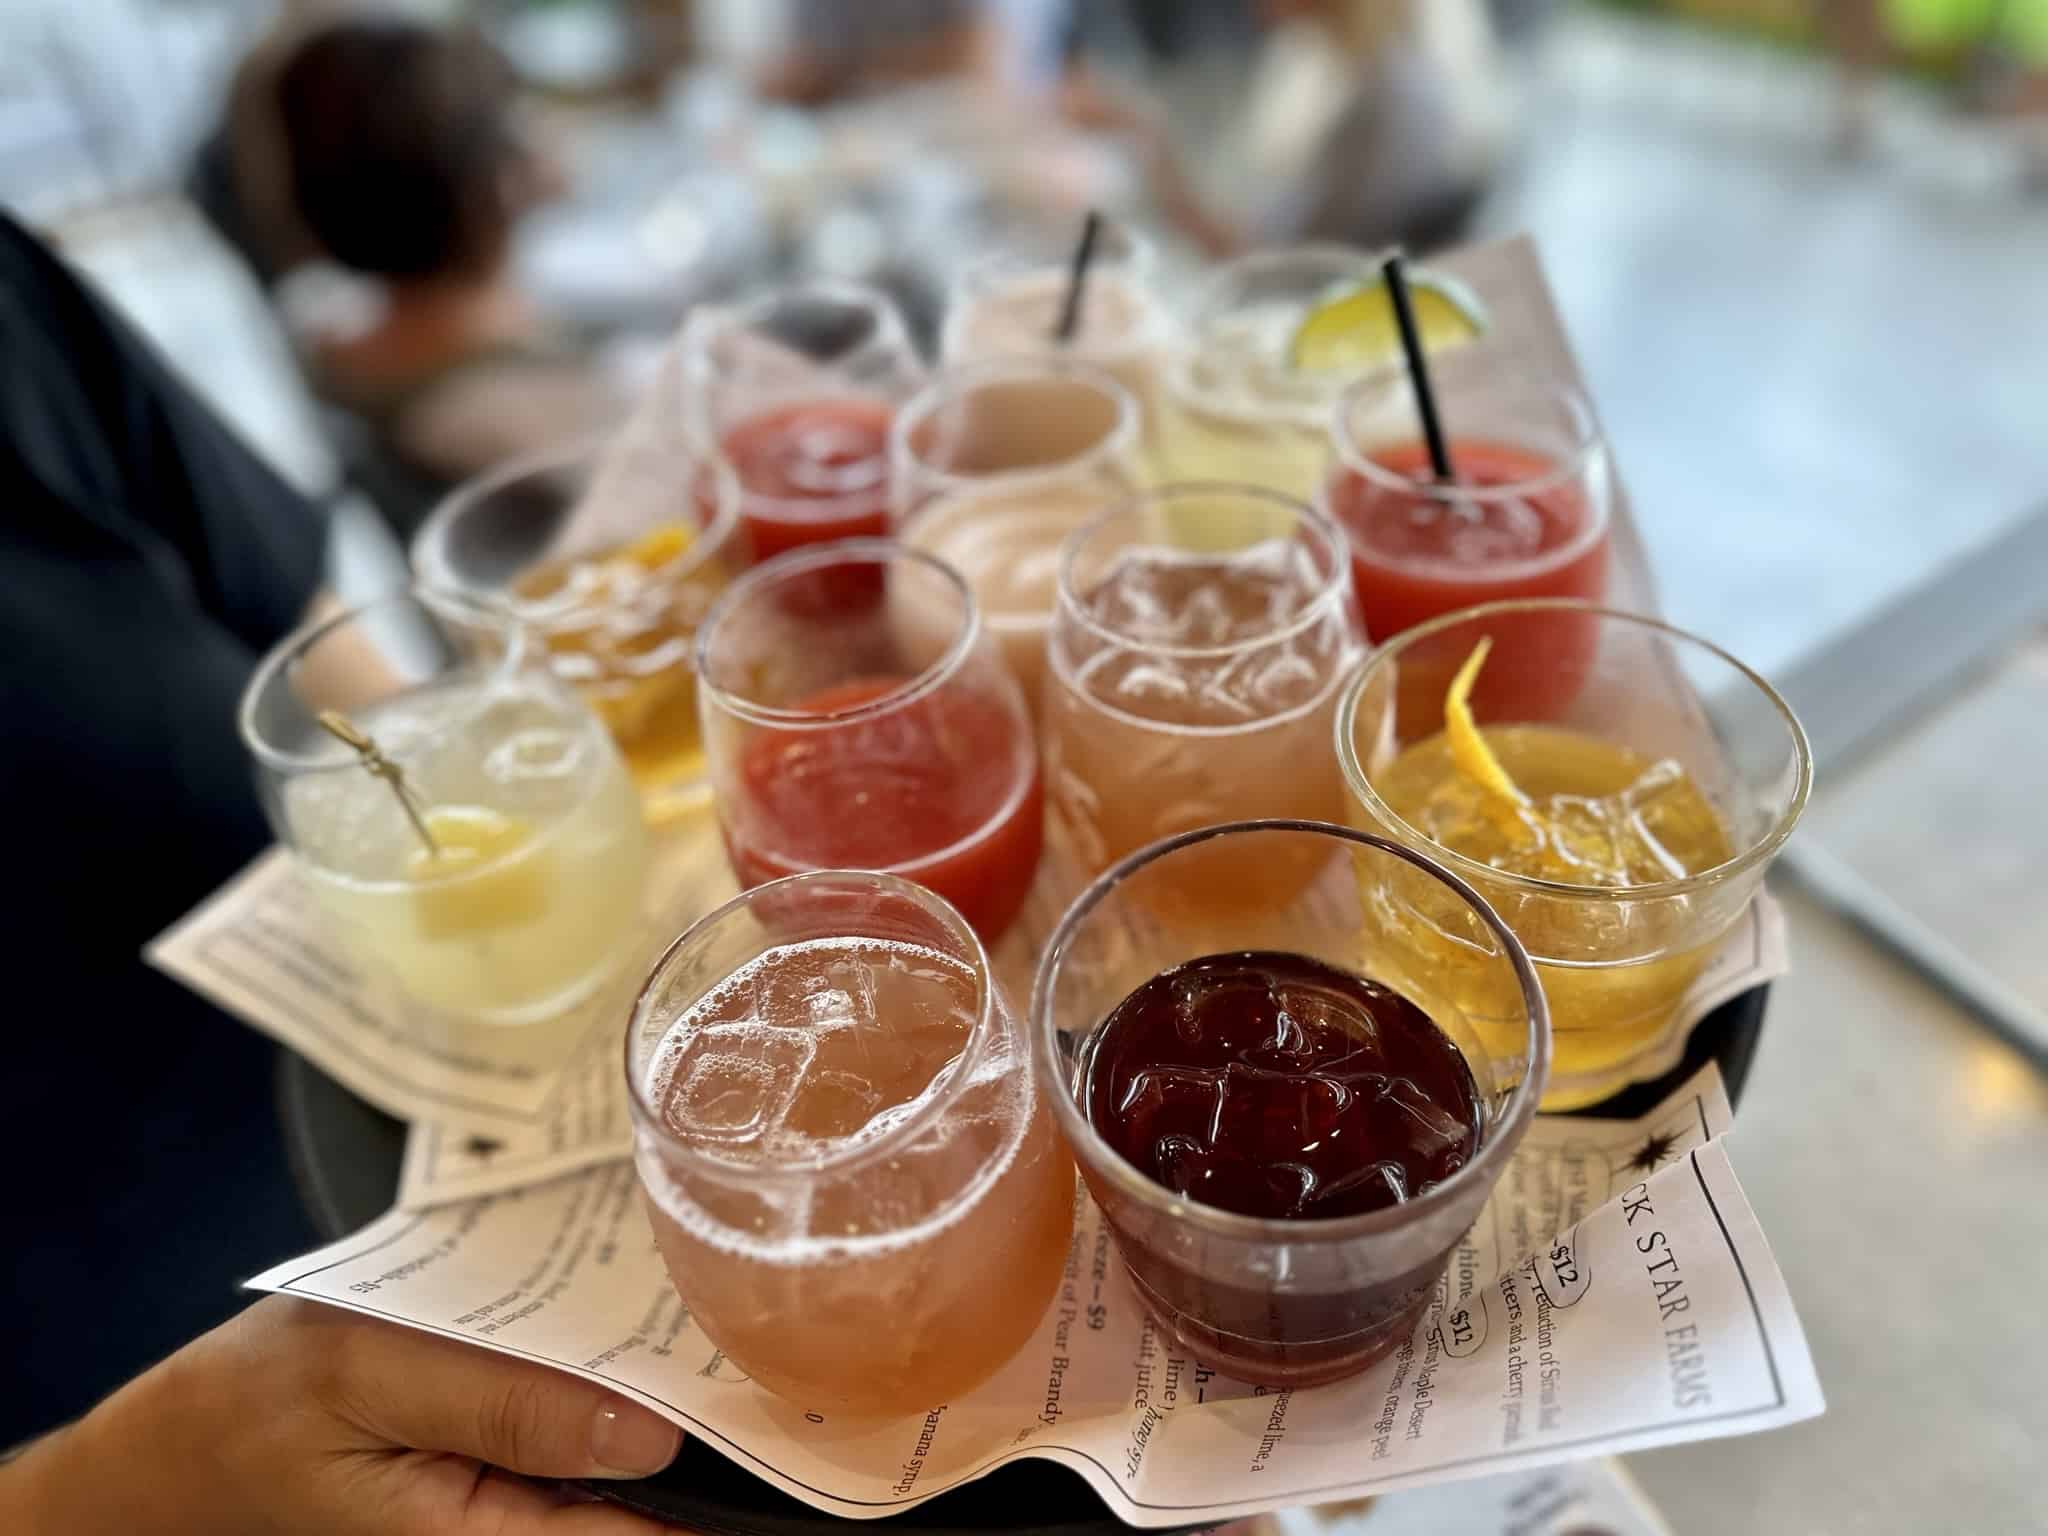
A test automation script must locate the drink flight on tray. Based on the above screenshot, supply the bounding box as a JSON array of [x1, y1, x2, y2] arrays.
[[243, 234, 1810, 1411]]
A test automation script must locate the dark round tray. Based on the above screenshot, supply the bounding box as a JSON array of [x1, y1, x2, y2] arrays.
[[278, 986, 1769, 1534]]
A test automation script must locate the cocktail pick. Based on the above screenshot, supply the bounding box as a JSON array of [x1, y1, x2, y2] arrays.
[[1382, 252, 1456, 483], [1053, 209, 1103, 345], [316, 709, 440, 858]]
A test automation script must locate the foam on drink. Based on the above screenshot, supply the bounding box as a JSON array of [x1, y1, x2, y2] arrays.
[[634, 933, 1076, 1413]]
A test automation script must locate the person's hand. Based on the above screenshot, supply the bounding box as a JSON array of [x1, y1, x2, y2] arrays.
[[8, 1295, 694, 1535]]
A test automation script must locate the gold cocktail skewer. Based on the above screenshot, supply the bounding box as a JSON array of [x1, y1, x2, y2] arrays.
[[315, 709, 441, 858]]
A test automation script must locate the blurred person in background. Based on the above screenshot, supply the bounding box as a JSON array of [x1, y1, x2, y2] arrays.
[[202, 11, 622, 535], [1200, 0, 1515, 253], [752, 0, 1077, 104], [1042, 0, 1519, 257]]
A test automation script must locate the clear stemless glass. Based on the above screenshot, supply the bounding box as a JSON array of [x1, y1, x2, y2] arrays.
[[238, 586, 647, 1060], [628, 869, 1076, 1416], [1031, 820, 1549, 1387], [1334, 600, 1812, 1110], [412, 436, 745, 821], [695, 540, 1043, 943], [940, 221, 1171, 453], [682, 281, 926, 571], [1324, 347, 1612, 645], [891, 358, 1142, 707], [1045, 482, 1364, 912], [1159, 244, 1388, 500]]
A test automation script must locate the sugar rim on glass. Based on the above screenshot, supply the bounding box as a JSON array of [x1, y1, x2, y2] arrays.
[[1028, 817, 1550, 1243], [1332, 598, 1814, 901], [889, 356, 1141, 516]]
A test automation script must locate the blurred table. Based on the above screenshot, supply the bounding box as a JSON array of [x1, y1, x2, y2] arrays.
[[1623, 879, 2048, 1532], [1624, 511, 2048, 1530]]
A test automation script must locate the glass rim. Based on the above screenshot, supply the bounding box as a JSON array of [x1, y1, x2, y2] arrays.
[[692, 538, 986, 730], [623, 869, 996, 1178], [951, 218, 1155, 286], [411, 433, 745, 606], [940, 230, 1164, 357], [237, 584, 530, 775], [1327, 369, 1607, 518], [1333, 599, 1815, 900], [1053, 481, 1355, 662], [1027, 817, 1551, 1243], [688, 276, 916, 364], [1185, 242, 1396, 326], [1167, 244, 1397, 424], [683, 279, 917, 523], [890, 357, 1141, 506]]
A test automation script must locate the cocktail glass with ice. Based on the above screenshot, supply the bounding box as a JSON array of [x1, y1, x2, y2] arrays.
[[1335, 601, 1812, 1109], [1031, 820, 1548, 1386], [239, 587, 647, 1061], [1045, 483, 1364, 910], [412, 437, 745, 821], [626, 870, 1076, 1415]]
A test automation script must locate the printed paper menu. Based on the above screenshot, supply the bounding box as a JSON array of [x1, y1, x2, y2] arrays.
[[146, 821, 736, 1130], [249, 1064, 1820, 1526]]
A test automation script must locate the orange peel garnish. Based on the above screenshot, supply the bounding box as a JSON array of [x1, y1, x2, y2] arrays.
[[1444, 638, 1529, 831]]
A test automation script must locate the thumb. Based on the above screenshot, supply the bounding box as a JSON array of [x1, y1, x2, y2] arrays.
[[324, 1314, 684, 1480]]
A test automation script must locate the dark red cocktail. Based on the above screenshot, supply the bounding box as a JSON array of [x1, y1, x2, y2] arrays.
[[1029, 822, 1551, 1390], [1083, 949, 1480, 1378]]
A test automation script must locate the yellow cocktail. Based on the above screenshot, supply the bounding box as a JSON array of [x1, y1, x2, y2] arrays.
[[1336, 602, 1810, 1108], [414, 438, 744, 821]]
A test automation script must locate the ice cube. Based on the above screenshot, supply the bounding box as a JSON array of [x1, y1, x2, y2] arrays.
[[1306, 1158, 1410, 1212], [1264, 1161, 1316, 1218], [1245, 644, 1319, 712], [785, 1068, 884, 1140], [1190, 653, 1259, 721], [1170, 973, 1208, 1043], [755, 966, 816, 1020], [1151, 1133, 1215, 1198], [664, 1024, 814, 1144], [1112, 660, 1193, 707], [1379, 1075, 1473, 1163], [484, 726, 584, 783], [1117, 1064, 1229, 1146], [1180, 581, 1233, 645]]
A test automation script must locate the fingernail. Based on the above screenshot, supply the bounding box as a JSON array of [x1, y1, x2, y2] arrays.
[[590, 1399, 683, 1476]]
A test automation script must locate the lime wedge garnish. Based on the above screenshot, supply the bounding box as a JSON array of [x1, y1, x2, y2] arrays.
[[407, 805, 551, 938], [1290, 270, 1485, 374]]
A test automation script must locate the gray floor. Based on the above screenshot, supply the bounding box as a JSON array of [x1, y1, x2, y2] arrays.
[[1625, 880, 2048, 1534], [1476, 14, 2048, 677]]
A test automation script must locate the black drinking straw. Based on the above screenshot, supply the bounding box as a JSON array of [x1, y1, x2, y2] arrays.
[[1382, 253, 1456, 482], [1053, 210, 1103, 344]]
